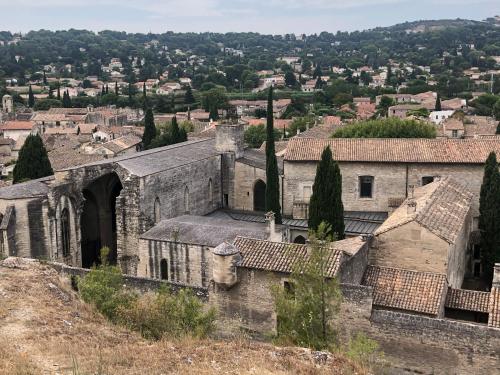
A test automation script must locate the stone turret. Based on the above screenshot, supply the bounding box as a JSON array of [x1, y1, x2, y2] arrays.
[[215, 123, 244, 158], [2, 95, 13, 114], [212, 242, 241, 289]]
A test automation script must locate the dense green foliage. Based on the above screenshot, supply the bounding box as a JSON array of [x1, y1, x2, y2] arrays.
[[332, 118, 437, 138], [265, 87, 282, 224], [244, 124, 280, 148], [13, 134, 53, 184], [308, 147, 345, 239], [142, 108, 157, 149], [478, 152, 500, 285], [272, 223, 342, 350], [79, 247, 216, 340], [150, 116, 187, 149]]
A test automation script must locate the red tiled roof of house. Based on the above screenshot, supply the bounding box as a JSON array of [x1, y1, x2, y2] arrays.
[[445, 288, 490, 313], [362, 265, 447, 316], [0, 121, 35, 131], [284, 138, 500, 164], [489, 287, 500, 329]]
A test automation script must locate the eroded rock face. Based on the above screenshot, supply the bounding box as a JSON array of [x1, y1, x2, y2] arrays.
[[0, 256, 39, 269]]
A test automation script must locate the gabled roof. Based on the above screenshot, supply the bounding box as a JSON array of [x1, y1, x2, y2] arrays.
[[363, 265, 447, 316], [0, 121, 35, 131], [284, 138, 500, 164], [233, 236, 359, 278], [445, 288, 490, 313], [375, 178, 472, 244]]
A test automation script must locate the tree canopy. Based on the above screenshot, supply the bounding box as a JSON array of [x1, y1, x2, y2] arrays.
[[332, 118, 436, 138], [13, 134, 53, 184]]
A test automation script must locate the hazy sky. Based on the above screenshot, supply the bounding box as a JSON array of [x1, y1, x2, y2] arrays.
[[2, 0, 499, 34]]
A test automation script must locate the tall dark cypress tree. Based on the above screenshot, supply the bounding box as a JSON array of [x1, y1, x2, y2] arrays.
[[57, 85, 61, 100], [43, 71, 47, 85], [479, 152, 500, 285], [142, 107, 157, 149], [115, 82, 119, 95], [62, 90, 72, 108], [171, 116, 180, 143], [28, 84, 35, 108], [185, 85, 195, 104], [435, 93, 442, 111], [13, 134, 53, 184], [265, 86, 282, 224], [308, 146, 345, 239]]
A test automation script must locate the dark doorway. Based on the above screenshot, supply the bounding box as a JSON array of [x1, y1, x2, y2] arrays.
[[253, 179, 266, 212], [160, 258, 169, 280], [81, 173, 123, 268], [293, 235, 306, 244]]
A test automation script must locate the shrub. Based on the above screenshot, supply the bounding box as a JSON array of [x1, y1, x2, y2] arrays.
[[332, 117, 436, 138], [244, 124, 280, 148], [345, 333, 384, 370], [119, 286, 216, 340]]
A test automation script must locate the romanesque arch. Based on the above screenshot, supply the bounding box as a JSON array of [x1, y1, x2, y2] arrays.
[[293, 235, 306, 244], [253, 179, 266, 212], [80, 172, 123, 268]]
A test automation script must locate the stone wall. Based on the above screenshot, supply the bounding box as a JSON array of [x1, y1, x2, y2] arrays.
[[283, 161, 485, 218], [137, 238, 212, 288], [338, 239, 371, 285], [233, 161, 267, 211]]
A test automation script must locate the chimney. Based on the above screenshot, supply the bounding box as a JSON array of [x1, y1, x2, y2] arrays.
[[407, 199, 417, 214], [215, 123, 244, 158], [493, 264, 500, 289], [265, 211, 282, 242]]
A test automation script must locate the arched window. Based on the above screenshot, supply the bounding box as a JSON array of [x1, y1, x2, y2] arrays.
[[61, 208, 70, 257], [160, 258, 168, 280], [293, 235, 306, 244], [154, 197, 161, 223], [208, 179, 213, 204], [184, 186, 190, 214], [253, 179, 266, 212]]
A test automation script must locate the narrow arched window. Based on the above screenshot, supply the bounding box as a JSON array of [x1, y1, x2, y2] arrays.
[[160, 258, 168, 280], [154, 197, 161, 223], [208, 179, 213, 204], [184, 186, 190, 214], [61, 208, 70, 257]]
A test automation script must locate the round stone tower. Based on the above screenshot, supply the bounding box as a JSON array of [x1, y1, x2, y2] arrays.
[[212, 242, 241, 289]]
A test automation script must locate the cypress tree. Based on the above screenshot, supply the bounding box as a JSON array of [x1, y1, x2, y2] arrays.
[[28, 84, 35, 108], [105, 85, 109, 94], [128, 83, 133, 106], [57, 85, 61, 100], [265, 86, 282, 224], [171, 116, 180, 143], [62, 90, 72, 108], [308, 146, 345, 239], [43, 71, 47, 85], [142, 107, 157, 149], [101, 85, 106, 96], [13, 134, 53, 184], [209, 105, 219, 121], [115, 82, 119, 95], [435, 93, 442, 111], [185, 86, 195, 104], [479, 152, 500, 285]]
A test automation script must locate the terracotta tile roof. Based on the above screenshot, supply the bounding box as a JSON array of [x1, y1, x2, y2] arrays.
[[363, 265, 447, 316], [0, 121, 35, 131], [297, 123, 343, 139], [233, 237, 344, 278], [489, 287, 500, 328], [442, 118, 464, 131], [375, 177, 473, 244], [101, 135, 141, 154], [323, 116, 342, 126], [445, 288, 490, 313], [284, 138, 500, 164], [32, 113, 67, 122]]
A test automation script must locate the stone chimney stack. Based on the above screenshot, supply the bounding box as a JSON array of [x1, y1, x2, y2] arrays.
[[215, 123, 244, 159], [265, 211, 282, 242], [407, 200, 417, 214], [493, 264, 500, 289]]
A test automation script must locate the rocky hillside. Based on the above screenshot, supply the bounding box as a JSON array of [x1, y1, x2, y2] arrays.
[[0, 257, 362, 375]]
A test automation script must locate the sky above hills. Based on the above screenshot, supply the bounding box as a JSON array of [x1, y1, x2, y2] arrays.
[[2, 0, 499, 34]]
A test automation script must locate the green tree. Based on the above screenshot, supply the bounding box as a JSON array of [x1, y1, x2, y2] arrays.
[[28, 84, 35, 108], [184, 85, 195, 104], [332, 118, 436, 139], [142, 108, 157, 149], [57, 85, 61, 100], [62, 90, 72, 108], [308, 146, 345, 239], [244, 124, 280, 148], [479, 152, 500, 285], [494, 100, 500, 121], [385, 66, 393, 86], [284, 71, 297, 88], [435, 93, 442, 111], [115, 82, 119, 95], [313, 64, 322, 79], [271, 222, 342, 350], [265, 86, 282, 224], [377, 96, 394, 117], [13, 134, 54, 184]]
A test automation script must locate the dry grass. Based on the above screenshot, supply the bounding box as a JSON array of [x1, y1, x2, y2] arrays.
[[0, 258, 364, 375]]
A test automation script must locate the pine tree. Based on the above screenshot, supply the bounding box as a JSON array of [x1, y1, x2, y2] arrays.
[[28, 84, 35, 108], [435, 93, 442, 111], [308, 146, 345, 239], [184, 86, 195, 104], [142, 107, 157, 149], [479, 152, 500, 285], [265, 86, 282, 224], [13, 134, 54, 184]]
